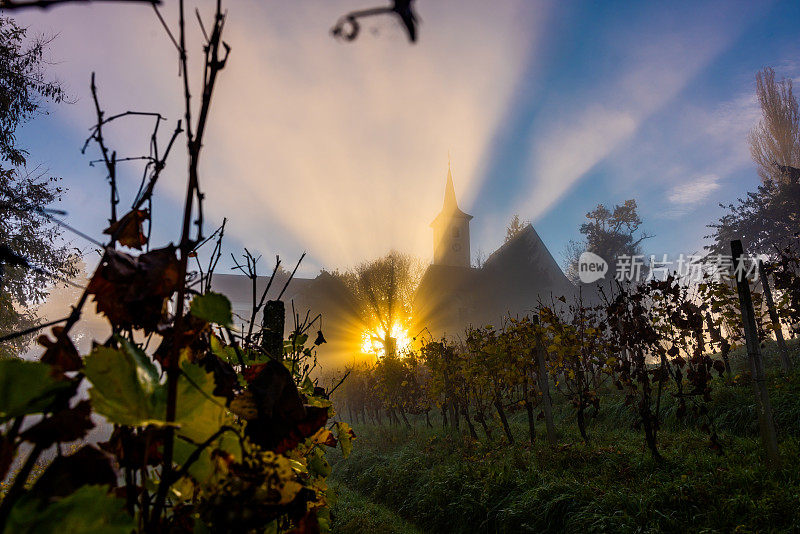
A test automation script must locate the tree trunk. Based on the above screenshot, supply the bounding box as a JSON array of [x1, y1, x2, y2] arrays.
[[705, 313, 732, 381], [450, 398, 460, 430], [576, 405, 589, 444], [642, 414, 663, 463], [494, 397, 514, 444], [461, 406, 478, 440], [523, 381, 536, 444], [732, 241, 780, 466], [720, 338, 732, 381], [534, 341, 557, 446], [475, 408, 492, 440], [441, 403, 448, 428], [425, 410, 432, 428], [759, 260, 793, 372], [398, 406, 411, 429]]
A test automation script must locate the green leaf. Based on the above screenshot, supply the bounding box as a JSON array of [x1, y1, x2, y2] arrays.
[[175, 362, 239, 459], [308, 447, 331, 477], [300, 375, 314, 396], [83, 343, 163, 426], [0, 359, 72, 422], [190, 292, 232, 326], [305, 395, 333, 409], [5, 485, 133, 534], [283, 333, 308, 354], [173, 437, 216, 485], [336, 421, 355, 459], [209, 335, 238, 365]]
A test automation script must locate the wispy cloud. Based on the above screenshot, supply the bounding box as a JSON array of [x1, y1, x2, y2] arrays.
[[515, 5, 755, 221], [667, 174, 721, 206], [525, 106, 637, 217]]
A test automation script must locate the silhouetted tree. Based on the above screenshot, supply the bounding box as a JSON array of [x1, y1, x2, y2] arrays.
[[706, 178, 799, 257], [565, 199, 651, 283], [505, 214, 529, 243], [707, 67, 800, 257], [0, 17, 77, 356]]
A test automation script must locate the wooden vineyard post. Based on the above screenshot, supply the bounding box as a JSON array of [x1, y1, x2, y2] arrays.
[[262, 299, 285, 360], [532, 316, 557, 446], [758, 260, 793, 372], [731, 240, 780, 465]]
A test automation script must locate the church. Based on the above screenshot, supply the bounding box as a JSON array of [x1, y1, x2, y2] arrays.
[[210, 164, 575, 362], [413, 164, 575, 339]]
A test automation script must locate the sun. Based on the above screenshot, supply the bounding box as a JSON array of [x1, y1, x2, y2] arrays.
[[360, 322, 413, 358]]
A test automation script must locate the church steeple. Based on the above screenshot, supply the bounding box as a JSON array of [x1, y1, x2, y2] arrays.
[[431, 161, 472, 267], [443, 163, 459, 212]]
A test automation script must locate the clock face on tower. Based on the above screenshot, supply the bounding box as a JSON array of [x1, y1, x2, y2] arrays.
[[452, 243, 462, 252]]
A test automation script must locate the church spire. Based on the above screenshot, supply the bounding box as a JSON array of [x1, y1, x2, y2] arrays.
[[430, 159, 473, 268], [433, 161, 472, 224], [443, 159, 459, 211]]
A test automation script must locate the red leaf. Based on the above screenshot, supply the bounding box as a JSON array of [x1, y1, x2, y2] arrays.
[[38, 326, 81, 371], [87, 246, 179, 331], [20, 400, 94, 448], [30, 445, 116, 499], [103, 209, 149, 250]]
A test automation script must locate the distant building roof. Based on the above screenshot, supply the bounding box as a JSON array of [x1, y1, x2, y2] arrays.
[[210, 272, 314, 308]]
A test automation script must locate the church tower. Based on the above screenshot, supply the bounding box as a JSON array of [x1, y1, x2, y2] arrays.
[[431, 162, 472, 267]]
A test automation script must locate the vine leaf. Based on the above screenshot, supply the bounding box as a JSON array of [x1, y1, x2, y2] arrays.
[[103, 209, 149, 250], [99, 427, 164, 469], [335, 422, 356, 459], [243, 360, 329, 453], [5, 484, 132, 534], [174, 362, 236, 450], [83, 341, 164, 426], [20, 400, 94, 448], [86, 245, 180, 332], [0, 359, 72, 422], [190, 291, 232, 326], [38, 326, 82, 372], [30, 445, 117, 499]]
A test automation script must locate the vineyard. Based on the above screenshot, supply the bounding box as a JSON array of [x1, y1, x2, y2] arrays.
[[325, 251, 800, 532], [335, 253, 798, 458], [1, 1, 799, 533], [329, 343, 800, 533]]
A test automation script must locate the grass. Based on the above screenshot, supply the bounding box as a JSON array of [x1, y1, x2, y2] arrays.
[[329, 341, 800, 533], [329, 484, 421, 534]]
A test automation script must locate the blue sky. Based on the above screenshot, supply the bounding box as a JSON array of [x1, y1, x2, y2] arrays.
[[10, 0, 800, 278]]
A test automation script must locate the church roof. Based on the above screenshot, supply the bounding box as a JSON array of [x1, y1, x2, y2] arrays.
[[431, 165, 472, 227], [481, 224, 575, 302], [414, 223, 576, 334]]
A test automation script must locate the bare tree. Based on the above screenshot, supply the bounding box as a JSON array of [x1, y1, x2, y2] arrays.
[[340, 251, 422, 356], [749, 67, 800, 184]]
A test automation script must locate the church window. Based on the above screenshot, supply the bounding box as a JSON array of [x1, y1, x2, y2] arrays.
[[452, 227, 460, 238]]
